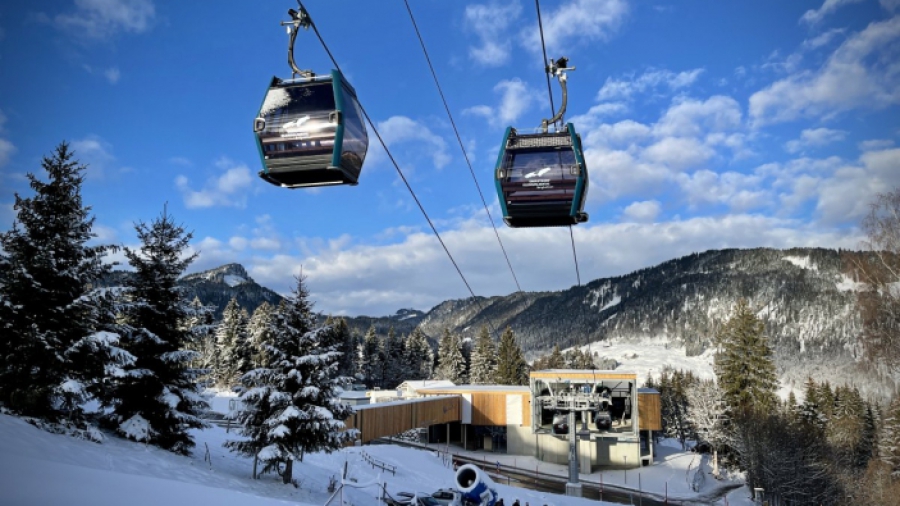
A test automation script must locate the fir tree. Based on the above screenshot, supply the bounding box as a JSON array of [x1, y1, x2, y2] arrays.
[[106, 208, 207, 454], [382, 327, 404, 388], [358, 326, 382, 388], [330, 318, 356, 379], [247, 301, 274, 369], [879, 395, 900, 475], [495, 326, 527, 385], [469, 326, 497, 385], [404, 328, 433, 380], [436, 328, 466, 384], [714, 299, 778, 415], [216, 297, 249, 388], [0, 142, 127, 427], [546, 344, 566, 369], [226, 275, 355, 484], [182, 296, 217, 376]]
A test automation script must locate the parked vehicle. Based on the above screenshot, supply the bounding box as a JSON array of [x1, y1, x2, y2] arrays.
[[382, 491, 442, 506]]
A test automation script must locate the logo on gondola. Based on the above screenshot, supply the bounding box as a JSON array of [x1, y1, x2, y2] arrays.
[[525, 167, 552, 178], [282, 115, 311, 133]]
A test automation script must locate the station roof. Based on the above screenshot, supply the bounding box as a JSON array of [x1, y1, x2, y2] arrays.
[[417, 385, 530, 395], [530, 369, 638, 381]]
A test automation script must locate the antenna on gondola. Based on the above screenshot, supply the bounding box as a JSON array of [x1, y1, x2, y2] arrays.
[[282, 4, 313, 78], [540, 57, 575, 134]]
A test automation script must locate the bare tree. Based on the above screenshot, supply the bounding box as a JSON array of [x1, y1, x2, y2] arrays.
[[845, 189, 900, 383]]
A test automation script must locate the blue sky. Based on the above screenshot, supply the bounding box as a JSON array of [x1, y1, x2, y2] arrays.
[[1, 0, 899, 316]]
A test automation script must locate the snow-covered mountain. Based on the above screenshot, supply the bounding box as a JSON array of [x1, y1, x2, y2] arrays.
[[103, 248, 891, 398], [410, 247, 891, 399]]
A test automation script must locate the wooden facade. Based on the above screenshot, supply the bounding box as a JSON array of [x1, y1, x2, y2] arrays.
[[470, 393, 531, 427], [637, 390, 662, 431], [343, 396, 460, 444]]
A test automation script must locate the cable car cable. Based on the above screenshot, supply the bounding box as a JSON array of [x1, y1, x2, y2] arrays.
[[568, 226, 581, 286], [297, 0, 501, 337], [402, 0, 522, 294], [534, 0, 556, 119], [533, 0, 584, 288]]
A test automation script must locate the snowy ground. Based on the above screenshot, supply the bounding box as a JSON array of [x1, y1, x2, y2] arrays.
[[0, 411, 759, 506], [575, 340, 717, 384]]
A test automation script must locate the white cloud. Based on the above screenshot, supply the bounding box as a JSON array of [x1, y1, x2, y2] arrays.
[[464, 1, 522, 66], [800, 0, 865, 25], [54, 0, 156, 40], [366, 116, 450, 170], [568, 102, 629, 132], [0, 201, 15, 231], [104, 67, 120, 84], [676, 170, 768, 211], [240, 214, 859, 316], [250, 237, 281, 251], [0, 139, 15, 168], [175, 159, 253, 209], [520, 0, 629, 54], [0, 110, 15, 168], [229, 236, 248, 251], [882, 0, 900, 12], [583, 119, 651, 148], [622, 200, 661, 222], [750, 16, 900, 125], [464, 79, 537, 128], [653, 95, 742, 138], [641, 137, 714, 171], [784, 127, 847, 153], [802, 28, 845, 50], [858, 138, 895, 151], [596, 68, 704, 101], [71, 136, 116, 178]]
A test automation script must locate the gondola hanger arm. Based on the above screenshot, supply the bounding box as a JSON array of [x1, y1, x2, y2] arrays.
[[281, 2, 314, 78], [541, 56, 575, 133]]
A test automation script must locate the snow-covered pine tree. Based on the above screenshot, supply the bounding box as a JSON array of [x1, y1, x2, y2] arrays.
[[358, 326, 382, 388], [460, 338, 471, 385], [575, 347, 595, 369], [216, 297, 249, 388], [182, 296, 217, 378], [247, 301, 274, 369], [226, 275, 356, 484], [880, 394, 900, 475], [404, 328, 433, 380], [714, 299, 778, 415], [495, 326, 528, 386], [828, 385, 866, 470], [546, 344, 566, 369], [380, 327, 404, 388], [469, 326, 497, 385], [685, 379, 727, 478], [0, 142, 127, 428], [436, 328, 466, 384], [106, 208, 207, 454], [331, 318, 356, 380]]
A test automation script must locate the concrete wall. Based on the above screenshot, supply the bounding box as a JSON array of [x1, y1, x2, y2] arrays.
[[594, 436, 641, 467], [507, 424, 641, 469]]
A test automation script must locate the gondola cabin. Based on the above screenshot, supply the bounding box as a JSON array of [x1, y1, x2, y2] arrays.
[[494, 123, 588, 228], [253, 70, 368, 188]]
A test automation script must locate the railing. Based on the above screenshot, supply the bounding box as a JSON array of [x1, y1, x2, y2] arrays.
[[360, 450, 396, 476]]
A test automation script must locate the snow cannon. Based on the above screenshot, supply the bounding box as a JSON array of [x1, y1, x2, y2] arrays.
[[455, 463, 499, 506]]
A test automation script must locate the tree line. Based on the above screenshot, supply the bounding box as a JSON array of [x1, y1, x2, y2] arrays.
[[0, 143, 534, 484], [647, 298, 900, 504], [0, 144, 355, 484]]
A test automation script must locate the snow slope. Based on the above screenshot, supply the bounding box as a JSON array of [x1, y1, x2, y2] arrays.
[[0, 412, 759, 506]]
